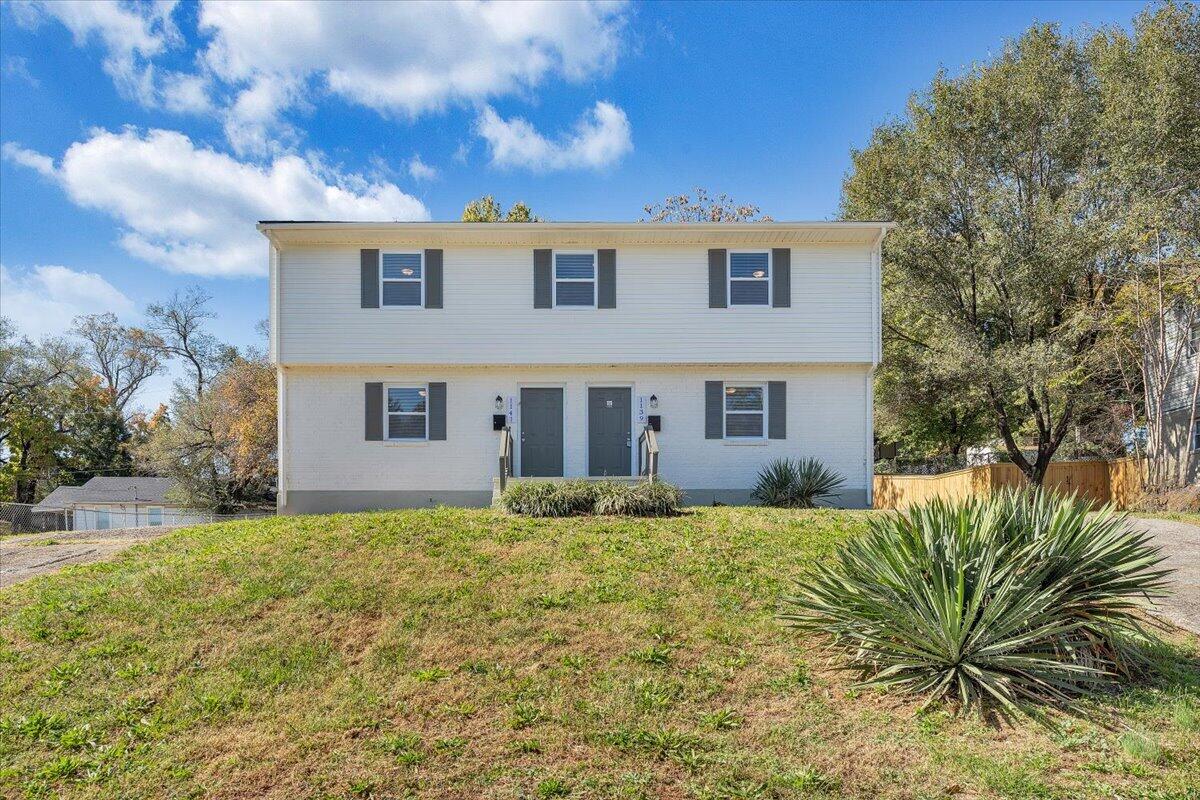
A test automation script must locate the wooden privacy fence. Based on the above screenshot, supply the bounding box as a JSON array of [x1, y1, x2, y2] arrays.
[[874, 457, 1144, 510]]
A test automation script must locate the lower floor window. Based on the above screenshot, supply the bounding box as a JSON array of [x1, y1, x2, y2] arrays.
[[387, 386, 428, 440], [1193, 420, 1200, 452], [724, 384, 765, 438], [95, 509, 110, 530], [147, 506, 163, 526]]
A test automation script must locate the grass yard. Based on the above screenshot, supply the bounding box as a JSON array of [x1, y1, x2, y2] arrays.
[[1, 507, 1198, 799]]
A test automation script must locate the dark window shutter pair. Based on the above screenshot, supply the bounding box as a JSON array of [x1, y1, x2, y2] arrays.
[[704, 380, 786, 439], [534, 249, 616, 308], [360, 249, 443, 308], [365, 382, 446, 441], [707, 248, 791, 308]]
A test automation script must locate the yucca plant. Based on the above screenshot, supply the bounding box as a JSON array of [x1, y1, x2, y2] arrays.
[[779, 490, 1171, 717], [753, 458, 845, 508]]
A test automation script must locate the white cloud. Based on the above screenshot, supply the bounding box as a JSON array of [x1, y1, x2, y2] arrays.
[[4, 128, 429, 277], [11, 0, 180, 107], [3, 55, 39, 87], [476, 101, 632, 171], [0, 264, 134, 341], [1, 142, 56, 177], [407, 155, 438, 182], [196, 0, 625, 151], [159, 71, 214, 115]]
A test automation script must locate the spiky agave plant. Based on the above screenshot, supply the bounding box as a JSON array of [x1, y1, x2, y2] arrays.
[[779, 490, 1171, 717], [753, 458, 845, 508]]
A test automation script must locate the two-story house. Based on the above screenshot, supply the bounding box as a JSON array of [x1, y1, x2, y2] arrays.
[[260, 221, 891, 513]]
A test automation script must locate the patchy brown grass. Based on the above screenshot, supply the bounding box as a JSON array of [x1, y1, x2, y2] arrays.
[[1, 507, 1197, 799]]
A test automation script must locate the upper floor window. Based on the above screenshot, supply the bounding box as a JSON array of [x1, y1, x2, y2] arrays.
[[1193, 420, 1200, 452], [724, 384, 766, 438], [386, 385, 428, 440], [1189, 321, 1199, 357], [729, 252, 770, 306], [381, 252, 423, 307], [554, 252, 596, 308]]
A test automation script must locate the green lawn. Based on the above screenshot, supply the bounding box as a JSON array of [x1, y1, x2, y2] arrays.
[[1, 508, 1198, 799]]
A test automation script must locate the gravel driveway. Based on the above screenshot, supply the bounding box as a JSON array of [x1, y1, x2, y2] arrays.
[[1130, 516, 1200, 634], [0, 527, 180, 589]]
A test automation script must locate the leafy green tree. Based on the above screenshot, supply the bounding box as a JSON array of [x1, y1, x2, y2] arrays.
[[844, 25, 1115, 484], [461, 195, 540, 222]]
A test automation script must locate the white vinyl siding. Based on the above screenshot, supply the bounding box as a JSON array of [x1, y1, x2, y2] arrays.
[[553, 251, 596, 308], [728, 251, 770, 306], [275, 244, 877, 365], [381, 252, 423, 307], [724, 384, 766, 438], [280, 364, 873, 507], [386, 385, 428, 440]]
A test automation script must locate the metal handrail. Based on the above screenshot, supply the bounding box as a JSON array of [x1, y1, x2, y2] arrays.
[[498, 426, 514, 492], [637, 425, 659, 482]]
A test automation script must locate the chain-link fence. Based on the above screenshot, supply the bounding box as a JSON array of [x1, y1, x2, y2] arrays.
[[0, 502, 274, 535]]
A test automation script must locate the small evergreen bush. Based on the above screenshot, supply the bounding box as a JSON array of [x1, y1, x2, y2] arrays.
[[501, 480, 682, 517], [753, 458, 845, 508]]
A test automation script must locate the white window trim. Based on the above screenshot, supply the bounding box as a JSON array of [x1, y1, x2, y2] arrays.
[[384, 383, 429, 442], [723, 382, 767, 440], [1192, 420, 1200, 452], [380, 251, 425, 309], [727, 250, 772, 307], [552, 249, 598, 309]]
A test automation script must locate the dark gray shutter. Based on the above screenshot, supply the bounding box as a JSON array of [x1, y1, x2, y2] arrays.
[[598, 249, 616, 308], [424, 249, 443, 308], [428, 382, 446, 440], [365, 382, 383, 441], [772, 248, 790, 308], [361, 249, 380, 308], [768, 381, 786, 439], [708, 249, 727, 308], [534, 249, 552, 308], [705, 381, 723, 439]]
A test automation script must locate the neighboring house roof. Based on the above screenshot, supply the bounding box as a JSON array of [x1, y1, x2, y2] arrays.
[[32, 477, 180, 511], [257, 220, 896, 248]]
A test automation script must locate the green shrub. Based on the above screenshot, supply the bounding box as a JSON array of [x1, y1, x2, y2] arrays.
[[593, 481, 682, 516], [752, 458, 845, 508], [779, 490, 1171, 716], [501, 480, 681, 517]]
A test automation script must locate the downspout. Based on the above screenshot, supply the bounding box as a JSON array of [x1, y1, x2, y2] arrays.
[[865, 225, 888, 508]]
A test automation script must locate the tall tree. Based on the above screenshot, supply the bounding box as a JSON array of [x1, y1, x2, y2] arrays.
[[461, 195, 540, 222], [844, 25, 1115, 485], [146, 287, 223, 397], [1090, 3, 1200, 489], [642, 188, 773, 223], [71, 313, 163, 416]]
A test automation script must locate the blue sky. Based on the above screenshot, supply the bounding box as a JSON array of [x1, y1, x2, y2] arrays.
[[0, 0, 1145, 410]]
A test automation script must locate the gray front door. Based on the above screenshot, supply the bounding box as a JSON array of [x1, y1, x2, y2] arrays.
[[588, 387, 632, 476], [520, 388, 564, 477]]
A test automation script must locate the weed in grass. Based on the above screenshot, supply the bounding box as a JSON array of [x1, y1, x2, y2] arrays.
[[532, 592, 575, 610], [536, 778, 572, 798], [0, 711, 68, 742], [513, 738, 543, 754], [349, 779, 375, 798], [771, 766, 839, 793], [628, 644, 673, 668], [693, 777, 771, 800], [633, 677, 682, 712], [1119, 732, 1163, 764], [376, 732, 425, 765], [440, 701, 477, 718], [55, 724, 98, 752], [604, 727, 709, 762], [433, 737, 467, 757], [699, 709, 743, 731], [542, 630, 568, 645], [1171, 699, 1199, 731], [510, 702, 544, 729], [411, 667, 451, 682], [41, 662, 83, 696], [560, 654, 588, 673], [645, 623, 675, 642]]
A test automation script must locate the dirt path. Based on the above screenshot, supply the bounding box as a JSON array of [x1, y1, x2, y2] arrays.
[[1131, 516, 1200, 634], [0, 527, 180, 589]]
